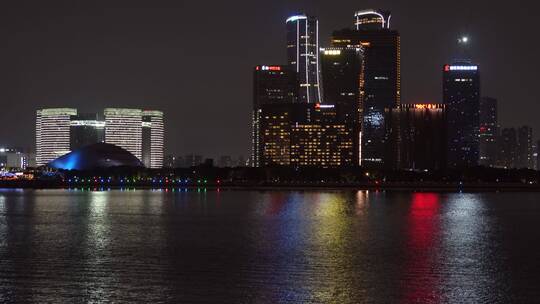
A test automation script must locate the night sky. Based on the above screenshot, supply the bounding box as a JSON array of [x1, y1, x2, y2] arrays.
[[1, 0, 539, 158]]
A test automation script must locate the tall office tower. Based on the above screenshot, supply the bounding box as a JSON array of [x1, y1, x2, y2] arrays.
[[142, 110, 164, 169], [36, 108, 77, 166], [332, 9, 400, 167], [386, 104, 447, 171], [69, 113, 105, 150], [258, 103, 295, 166], [320, 46, 364, 166], [104, 108, 143, 160], [290, 104, 354, 167], [443, 62, 480, 168], [479, 97, 498, 167], [256, 102, 354, 168], [252, 65, 297, 167], [498, 128, 517, 169], [286, 14, 322, 104], [516, 126, 533, 169]]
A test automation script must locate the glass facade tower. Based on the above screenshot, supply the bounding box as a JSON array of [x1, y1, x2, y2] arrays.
[[332, 9, 400, 167], [443, 62, 480, 168], [286, 14, 322, 104]]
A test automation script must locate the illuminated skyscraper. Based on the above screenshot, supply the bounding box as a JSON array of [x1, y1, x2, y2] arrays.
[[142, 110, 164, 169], [290, 104, 354, 167], [332, 9, 400, 167], [252, 65, 297, 167], [104, 108, 143, 160], [286, 14, 322, 104], [36, 108, 77, 166], [479, 97, 498, 167], [255, 102, 354, 168], [320, 47, 364, 166], [258, 103, 294, 166], [443, 62, 480, 168]]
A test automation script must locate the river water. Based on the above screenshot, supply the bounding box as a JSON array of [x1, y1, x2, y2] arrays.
[[0, 189, 539, 303]]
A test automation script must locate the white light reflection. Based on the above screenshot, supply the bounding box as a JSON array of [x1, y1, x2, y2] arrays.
[[84, 190, 113, 302], [441, 193, 497, 302], [355, 190, 369, 216]]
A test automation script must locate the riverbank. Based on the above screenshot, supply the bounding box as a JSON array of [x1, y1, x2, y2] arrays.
[[2, 180, 540, 191]]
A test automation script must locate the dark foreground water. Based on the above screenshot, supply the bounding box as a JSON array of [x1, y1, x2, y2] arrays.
[[0, 189, 539, 303]]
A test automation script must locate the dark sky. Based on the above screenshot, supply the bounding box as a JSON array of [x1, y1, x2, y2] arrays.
[[1, 0, 539, 158]]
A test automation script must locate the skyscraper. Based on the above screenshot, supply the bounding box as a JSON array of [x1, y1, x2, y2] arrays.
[[70, 113, 105, 150], [516, 126, 533, 169], [479, 97, 498, 167], [320, 46, 364, 165], [36, 108, 77, 166], [386, 104, 447, 171], [443, 62, 480, 168], [332, 9, 400, 167], [498, 128, 517, 169], [104, 108, 143, 160], [286, 14, 322, 104], [290, 104, 354, 167], [255, 102, 355, 168], [258, 103, 294, 166], [252, 65, 297, 167], [142, 110, 164, 169]]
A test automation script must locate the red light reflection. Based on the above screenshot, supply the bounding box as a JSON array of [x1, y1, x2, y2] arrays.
[[401, 193, 441, 303]]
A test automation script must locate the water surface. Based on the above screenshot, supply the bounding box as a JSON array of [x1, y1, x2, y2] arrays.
[[0, 189, 539, 303]]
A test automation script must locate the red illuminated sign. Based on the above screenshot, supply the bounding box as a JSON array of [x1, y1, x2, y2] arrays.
[[258, 66, 281, 71]]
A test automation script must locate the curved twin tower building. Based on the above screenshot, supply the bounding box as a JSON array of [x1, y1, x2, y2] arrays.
[[36, 108, 164, 168]]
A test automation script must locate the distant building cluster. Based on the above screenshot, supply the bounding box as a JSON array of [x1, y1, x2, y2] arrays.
[[252, 9, 539, 171], [35, 108, 164, 168], [0, 148, 35, 170], [164, 154, 247, 168], [252, 10, 399, 169]]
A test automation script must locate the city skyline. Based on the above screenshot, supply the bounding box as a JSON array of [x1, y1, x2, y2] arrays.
[[1, 1, 540, 158]]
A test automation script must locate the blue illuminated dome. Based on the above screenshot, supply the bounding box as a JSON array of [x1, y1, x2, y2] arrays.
[[48, 143, 144, 170]]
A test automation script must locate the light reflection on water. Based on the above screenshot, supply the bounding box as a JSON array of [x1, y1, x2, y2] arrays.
[[0, 189, 539, 303]]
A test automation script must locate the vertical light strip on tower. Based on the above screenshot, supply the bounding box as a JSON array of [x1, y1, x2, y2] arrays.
[[316, 20, 322, 103], [286, 14, 321, 104], [305, 17, 310, 103]]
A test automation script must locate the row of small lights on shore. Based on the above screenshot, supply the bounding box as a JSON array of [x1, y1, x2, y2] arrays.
[[67, 177, 220, 184], [67, 187, 214, 192]]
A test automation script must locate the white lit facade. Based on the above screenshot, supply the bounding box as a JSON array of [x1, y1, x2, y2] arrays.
[[36, 108, 77, 166], [354, 10, 392, 30], [104, 108, 143, 160], [286, 14, 322, 104], [142, 110, 164, 168]]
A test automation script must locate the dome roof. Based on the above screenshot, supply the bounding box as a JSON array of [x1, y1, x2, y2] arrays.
[[48, 143, 144, 170]]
